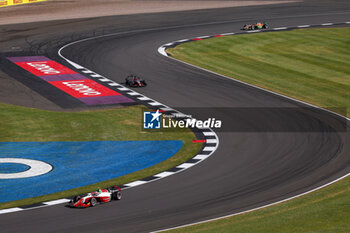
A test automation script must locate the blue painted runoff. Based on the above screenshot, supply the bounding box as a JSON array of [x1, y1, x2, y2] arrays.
[[0, 163, 30, 174], [0, 140, 182, 203]]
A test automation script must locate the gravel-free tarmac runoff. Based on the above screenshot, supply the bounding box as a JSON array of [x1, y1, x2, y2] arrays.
[[0, 0, 350, 232]]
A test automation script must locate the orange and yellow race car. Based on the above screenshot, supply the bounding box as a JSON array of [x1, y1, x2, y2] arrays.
[[242, 22, 269, 30]]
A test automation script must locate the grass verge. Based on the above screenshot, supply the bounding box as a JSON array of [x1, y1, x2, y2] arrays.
[[166, 28, 350, 232], [168, 28, 350, 117], [0, 103, 201, 209]]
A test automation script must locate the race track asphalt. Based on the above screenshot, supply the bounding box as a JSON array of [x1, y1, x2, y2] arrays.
[[0, 1, 350, 232]]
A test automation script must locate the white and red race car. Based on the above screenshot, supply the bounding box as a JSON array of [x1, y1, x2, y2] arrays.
[[69, 186, 122, 208]]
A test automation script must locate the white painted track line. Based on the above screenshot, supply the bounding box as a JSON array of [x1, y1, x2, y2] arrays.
[[206, 139, 218, 144], [138, 96, 151, 101], [126, 92, 140, 96], [149, 101, 162, 106], [193, 154, 210, 160], [160, 107, 174, 111], [273, 27, 287, 30], [108, 82, 120, 86], [154, 172, 174, 178], [247, 30, 261, 33], [220, 32, 235, 36], [203, 146, 216, 151], [90, 74, 102, 78], [0, 208, 22, 214], [117, 87, 130, 91], [98, 78, 111, 82], [43, 199, 70, 205], [203, 131, 215, 136], [177, 163, 195, 169], [124, 180, 148, 187]]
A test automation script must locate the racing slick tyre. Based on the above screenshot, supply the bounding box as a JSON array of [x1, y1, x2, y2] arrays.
[[73, 196, 80, 203], [112, 191, 122, 200], [90, 197, 97, 207]]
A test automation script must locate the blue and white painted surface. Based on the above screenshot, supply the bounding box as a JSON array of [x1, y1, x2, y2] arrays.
[[0, 163, 30, 173], [0, 140, 182, 203]]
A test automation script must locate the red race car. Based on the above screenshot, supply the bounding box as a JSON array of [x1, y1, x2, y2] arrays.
[[125, 75, 147, 87], [69, 186, 122, 208]]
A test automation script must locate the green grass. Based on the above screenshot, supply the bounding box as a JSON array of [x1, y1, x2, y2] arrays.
[[168, 28, 350, 117], [165, 28, 350, 232], [0, 103, 201, 209]]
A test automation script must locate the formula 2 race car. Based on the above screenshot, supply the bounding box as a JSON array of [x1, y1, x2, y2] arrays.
[[242, 22, 268, 30], [125, 75, 147, 87], [69, 186, 122, 208]]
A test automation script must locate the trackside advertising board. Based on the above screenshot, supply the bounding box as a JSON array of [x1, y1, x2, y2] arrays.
[[0, 0, 46, 8], [7, 56, 134, 105]]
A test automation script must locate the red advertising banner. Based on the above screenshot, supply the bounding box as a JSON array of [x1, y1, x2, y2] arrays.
[[49, 79, 121, 98], [15, 60, 77, 76], [7, 56, 134, 105]]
